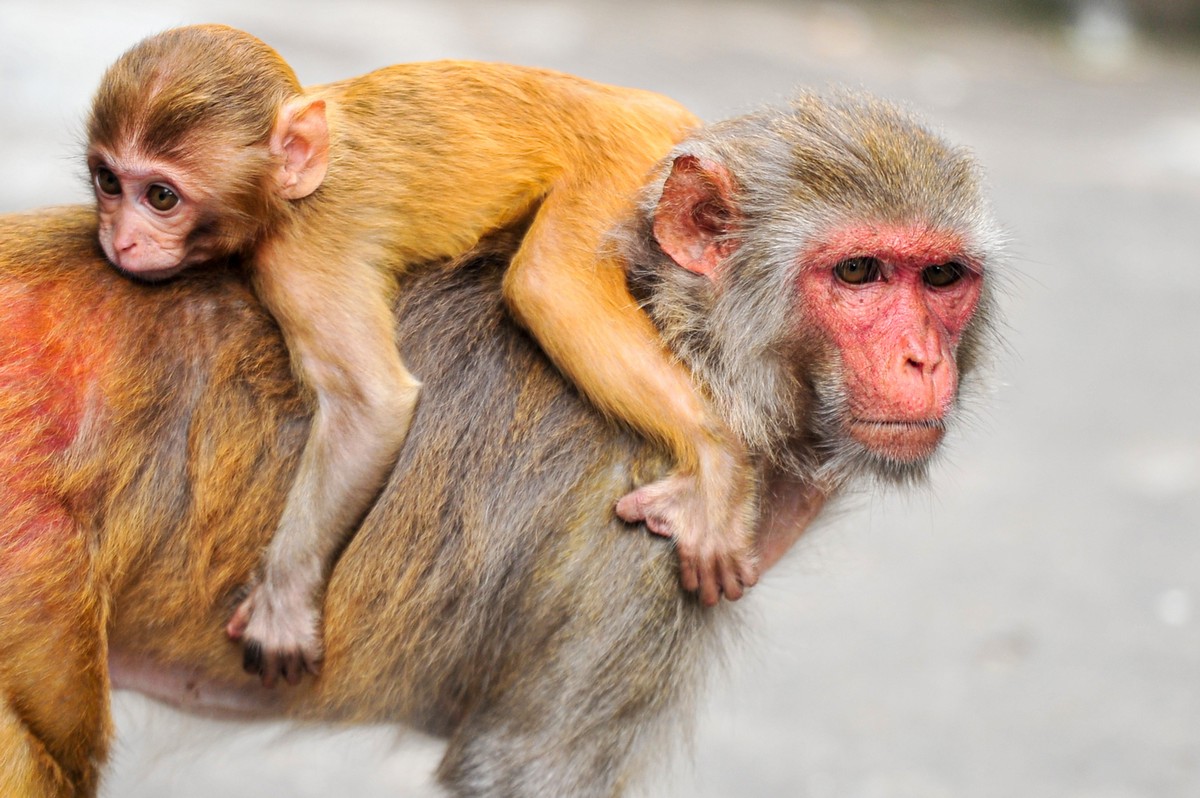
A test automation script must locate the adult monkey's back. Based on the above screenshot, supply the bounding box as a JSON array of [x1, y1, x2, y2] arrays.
[[0, 91, 999, 797]]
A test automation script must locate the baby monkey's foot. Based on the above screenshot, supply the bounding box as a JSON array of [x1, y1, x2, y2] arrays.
[[227, 583, 323, 688]]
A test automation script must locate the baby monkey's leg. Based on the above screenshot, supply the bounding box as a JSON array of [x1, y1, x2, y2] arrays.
[[228, 254, 419, 686]]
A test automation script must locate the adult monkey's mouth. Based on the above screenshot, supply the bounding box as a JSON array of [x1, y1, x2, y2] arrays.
[[847, 417, 947, 463]]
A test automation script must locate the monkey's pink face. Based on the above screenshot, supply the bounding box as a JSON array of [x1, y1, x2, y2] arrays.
[[89, 152, 206, 281], [799, 223, 983, 464]]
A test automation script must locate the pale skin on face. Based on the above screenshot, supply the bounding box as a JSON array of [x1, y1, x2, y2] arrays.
[[89, 153, 204, 280]]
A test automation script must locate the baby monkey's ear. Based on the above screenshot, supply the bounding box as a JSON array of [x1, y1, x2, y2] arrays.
[[271, 97, 330, 200]]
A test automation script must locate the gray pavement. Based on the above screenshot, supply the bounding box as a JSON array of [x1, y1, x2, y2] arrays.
[[1, 1, 1198, 796]]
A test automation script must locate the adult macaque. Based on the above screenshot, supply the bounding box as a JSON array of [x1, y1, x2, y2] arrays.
[[0, 92, 998, 797], [85, 24, 756, 686]]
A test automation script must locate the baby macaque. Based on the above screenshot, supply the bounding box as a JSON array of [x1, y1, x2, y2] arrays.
[[86, 25, 756, 685]]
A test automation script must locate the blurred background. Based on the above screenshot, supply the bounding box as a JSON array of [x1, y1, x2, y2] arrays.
[[1, 1, 1198, 795]]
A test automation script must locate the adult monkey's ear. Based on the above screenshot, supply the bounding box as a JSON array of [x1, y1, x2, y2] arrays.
[[652, 154, 741, 279], [271, 97, 330, 200]]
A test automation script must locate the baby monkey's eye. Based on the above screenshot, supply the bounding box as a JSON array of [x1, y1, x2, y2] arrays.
[[923, 262, 965, 288], [833, 257, 882, 285], [94, 167, 122, 197], [146, 184, 180, 212]]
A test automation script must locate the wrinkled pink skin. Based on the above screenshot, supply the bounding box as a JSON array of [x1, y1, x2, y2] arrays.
[[799, 223, 982, 462]]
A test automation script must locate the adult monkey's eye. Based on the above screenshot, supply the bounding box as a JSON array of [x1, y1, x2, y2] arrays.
[[95, 167, 122, 196], [833, 257, 882, 285], [923, 261, 965, 288], [146, 184, 180, 212]]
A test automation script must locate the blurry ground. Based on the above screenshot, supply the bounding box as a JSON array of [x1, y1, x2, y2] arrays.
[[2, 1, 1199, 796]]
